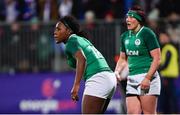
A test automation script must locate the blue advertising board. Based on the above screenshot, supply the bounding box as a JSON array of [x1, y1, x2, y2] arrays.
[[0, 72, 123, 114]]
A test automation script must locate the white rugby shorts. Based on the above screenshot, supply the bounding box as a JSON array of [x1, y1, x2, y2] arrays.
[[126, 71, 161, 96], [83, 71, 117, 99]]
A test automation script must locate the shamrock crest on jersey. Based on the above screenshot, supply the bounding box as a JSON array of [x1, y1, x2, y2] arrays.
[[135, 39, 141, 46]]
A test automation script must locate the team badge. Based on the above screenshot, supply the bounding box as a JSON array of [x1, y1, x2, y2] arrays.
[[135, 39, 141, 45]]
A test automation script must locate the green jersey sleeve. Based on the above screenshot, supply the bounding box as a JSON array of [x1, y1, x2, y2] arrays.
[[143, 28, 160, 51]]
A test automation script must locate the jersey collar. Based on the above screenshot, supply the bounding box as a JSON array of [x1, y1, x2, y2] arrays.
[[136, 26, 144, 37], [129, 26, 144, 38], [68, 34, 76, 39], [65, 34, 76, 43], [67, 34, 76, 41]]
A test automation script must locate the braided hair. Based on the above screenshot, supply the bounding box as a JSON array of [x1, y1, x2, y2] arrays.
[[60, 15, 88, 38]]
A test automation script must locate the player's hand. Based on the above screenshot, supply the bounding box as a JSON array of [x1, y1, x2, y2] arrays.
[[140, 77, 150, 90], [114, 71, 122, 83], [71, 85, 80, 101]]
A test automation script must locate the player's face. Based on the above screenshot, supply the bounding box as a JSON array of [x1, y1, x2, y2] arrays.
[[126, 16, 139, 30], [54, 22, 69, 43]]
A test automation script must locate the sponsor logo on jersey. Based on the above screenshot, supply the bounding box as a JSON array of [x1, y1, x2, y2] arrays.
[[135, 39, 141, 46], [126, 49, 139, 56]]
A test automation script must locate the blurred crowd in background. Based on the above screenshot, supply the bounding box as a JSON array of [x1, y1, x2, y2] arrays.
[[0, 0, 180, 44], [0, 0, 180, 23]]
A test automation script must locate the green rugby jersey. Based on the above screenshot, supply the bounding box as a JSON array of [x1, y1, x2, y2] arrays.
[[65, 34, 111, 81], [120, 26, 160, 75]]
